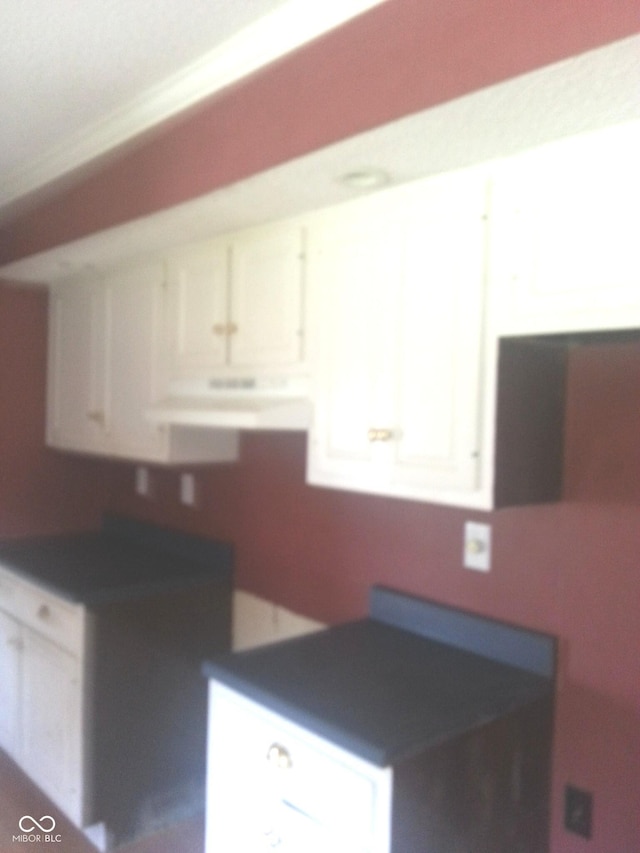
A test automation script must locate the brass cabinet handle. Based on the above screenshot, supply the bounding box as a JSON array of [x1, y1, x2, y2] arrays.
[[367, 428, 394, 443], [86, 410, 105, 426], [266, 742, 292, 769], [212, 322, 238, 336]]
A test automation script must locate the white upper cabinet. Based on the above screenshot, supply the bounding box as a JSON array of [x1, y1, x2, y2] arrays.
[[306, 168, 488, 504], [306, 197, 399, 492], [48, 262, 167, 462], [47, 278, 108, 455], [103, 262, 168, 460], [165, 239, 229, 372], [166, 221, 305, 377], [490, 121, 640, 335], [47, 261, 238, 464]]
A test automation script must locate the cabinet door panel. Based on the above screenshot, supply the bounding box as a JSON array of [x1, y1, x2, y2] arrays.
[[21, 629, 84, 824], [307, 209, 398, 489], [230, 224, 304, 368], [393, 176, 485, 492], [0, 610, 21, 759], [105, 262, 167, 460], [166, 241, 229, 375], [47, 281, 107, 452]]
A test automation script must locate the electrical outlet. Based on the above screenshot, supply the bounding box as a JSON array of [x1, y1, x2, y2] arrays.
[[463, 521, 491, 571], [565, 785, 593, 839], [135, 466, 150, 497], [180, 473, 197, 507]]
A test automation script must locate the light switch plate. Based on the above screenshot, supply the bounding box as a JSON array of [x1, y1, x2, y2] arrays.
[[464, 521, 491, 571]]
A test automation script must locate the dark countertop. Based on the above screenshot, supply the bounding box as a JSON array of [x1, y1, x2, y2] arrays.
[[203, 594, 555, 767], [0, 515, 233, 607]]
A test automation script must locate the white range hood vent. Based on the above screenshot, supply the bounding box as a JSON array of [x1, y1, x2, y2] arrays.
[[148, 375, 311, 431]]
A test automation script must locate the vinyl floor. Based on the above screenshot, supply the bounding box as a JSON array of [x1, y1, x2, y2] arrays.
[[0, 750, 204, 853]]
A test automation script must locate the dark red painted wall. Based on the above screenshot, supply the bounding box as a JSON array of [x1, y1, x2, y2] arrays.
[[0, 284, 115, 538], [1, 0, 639, 263], [104, 345, 640, 853]]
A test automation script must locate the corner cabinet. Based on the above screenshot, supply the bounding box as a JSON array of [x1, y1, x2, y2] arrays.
[[306, 168, 488, 504], [165, 221, 306, 378], [46, 261, 238, 464]]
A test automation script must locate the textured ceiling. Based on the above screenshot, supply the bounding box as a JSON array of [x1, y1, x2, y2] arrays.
[[0, 0, 385, 211]]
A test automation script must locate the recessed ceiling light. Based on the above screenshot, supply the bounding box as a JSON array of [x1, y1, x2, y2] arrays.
[[339, 168, 390, 190]]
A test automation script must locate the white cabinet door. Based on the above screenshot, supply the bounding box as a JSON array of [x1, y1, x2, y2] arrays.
[[307, 169, 488, 504], [229, 222, 305, 368], [46, 262, 239, 464], [47, 280, 107, 453], [0, 609, 21, 759], [391, 173, 486, 494], [165, 222, 306, 377], [307, 201, 399, 492], [165, 239, 229, 376], [21, 629, 85, 824], [104, 261, 168, 460], [491, 121, 640, 335]]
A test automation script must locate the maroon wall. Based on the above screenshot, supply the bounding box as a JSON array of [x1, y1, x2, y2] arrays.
[[0, 284, 115, 538], [104, 345, 640, 853]]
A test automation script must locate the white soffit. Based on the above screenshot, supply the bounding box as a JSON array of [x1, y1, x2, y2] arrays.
[[2, 34, 639, 285], [0, 0, 388, 211]]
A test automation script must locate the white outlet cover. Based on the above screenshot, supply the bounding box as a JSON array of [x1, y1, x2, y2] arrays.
[[464, 521, 492, 572], [180, 473, 196, 506], [135, 466, 150, 497]]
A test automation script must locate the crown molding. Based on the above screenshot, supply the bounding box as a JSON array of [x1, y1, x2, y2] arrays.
[[1, 0, 388, 209]]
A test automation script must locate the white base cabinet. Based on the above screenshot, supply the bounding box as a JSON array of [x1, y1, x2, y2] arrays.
[[0, 608, 21, 759], [0, 566, 89, 825], [20, 629, 85, 820], [205, 682, 392, 853]]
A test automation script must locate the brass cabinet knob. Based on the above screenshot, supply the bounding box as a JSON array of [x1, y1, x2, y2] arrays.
[[37, 604, 51, 621], [367, 427, 394, 443], [266, 742, 292, 769]]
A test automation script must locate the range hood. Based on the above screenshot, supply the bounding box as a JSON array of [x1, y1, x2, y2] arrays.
[[147, 376, 311, 431]]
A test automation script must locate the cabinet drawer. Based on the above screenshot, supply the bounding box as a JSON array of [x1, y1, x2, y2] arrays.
[[0, 568, 85, 654]]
